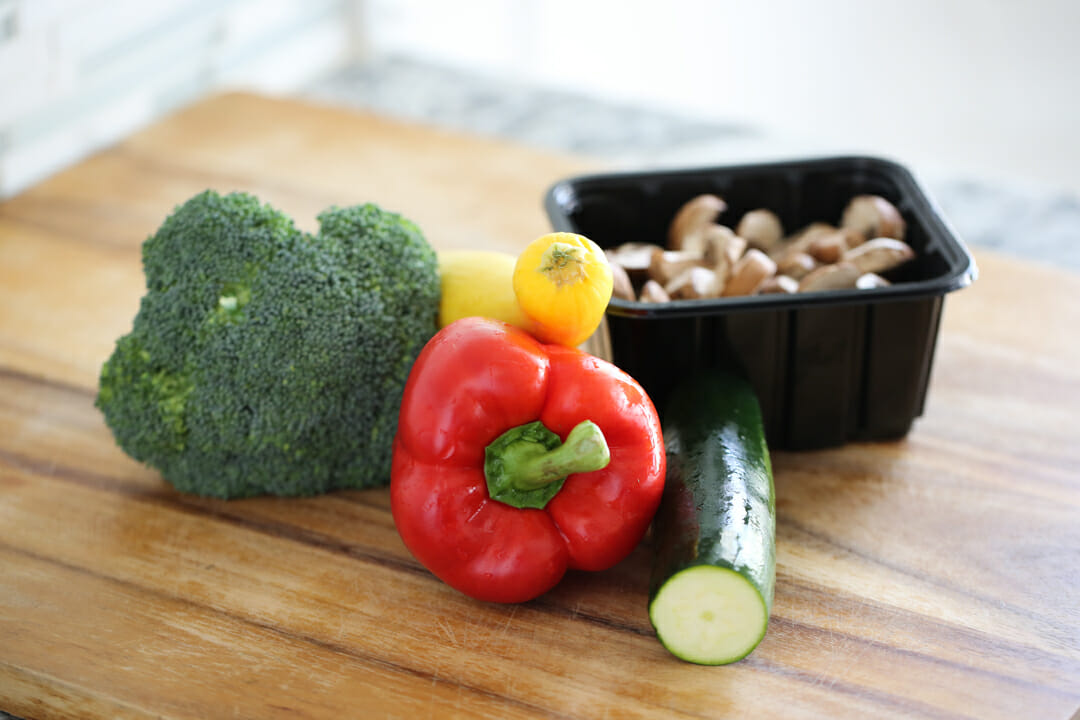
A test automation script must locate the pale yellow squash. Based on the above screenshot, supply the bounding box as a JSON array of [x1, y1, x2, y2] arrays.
[[437, 250, 534, 331]]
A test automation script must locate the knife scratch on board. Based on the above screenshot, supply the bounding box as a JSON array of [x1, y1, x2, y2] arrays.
[[436, 616, 459, 648]]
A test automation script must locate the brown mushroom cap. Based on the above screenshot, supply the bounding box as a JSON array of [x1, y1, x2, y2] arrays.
[[668, 194, 728, 253], [736, 209, 784, 254], [807, 230, 849, 264], [798, 262, 862, 292], [843, 237, 916, 274], [776, 251, 818, 280], [771, 222, 837, 263], [840, 195, 906, 242], [649, 248, 705, 286], [722, 249, 777, 297], [701, 225, 747, 280], [665, 266, 725, 299]]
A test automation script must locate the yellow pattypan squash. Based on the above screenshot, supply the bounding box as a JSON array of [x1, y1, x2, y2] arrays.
[[512, 232, 613, 347]]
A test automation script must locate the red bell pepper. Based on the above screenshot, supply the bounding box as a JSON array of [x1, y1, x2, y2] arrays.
[[390, 316, 665, 603]]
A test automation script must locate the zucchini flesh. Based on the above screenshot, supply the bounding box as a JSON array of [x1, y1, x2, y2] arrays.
[[649, 370, 776, 665]]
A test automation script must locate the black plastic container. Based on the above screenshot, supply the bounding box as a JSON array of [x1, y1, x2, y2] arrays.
[[544, 156, 977, 450]]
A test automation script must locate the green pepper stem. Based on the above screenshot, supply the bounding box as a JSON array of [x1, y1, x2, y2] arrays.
[[514, 420, 609, 490], [484, 420, 610, 510]]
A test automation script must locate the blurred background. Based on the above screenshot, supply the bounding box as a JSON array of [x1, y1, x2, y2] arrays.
[[2, 0, 1078, 266]]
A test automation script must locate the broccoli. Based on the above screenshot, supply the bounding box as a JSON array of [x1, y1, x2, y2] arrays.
[[96, 190, 440, 499]]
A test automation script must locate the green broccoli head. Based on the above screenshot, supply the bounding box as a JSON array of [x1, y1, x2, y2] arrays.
[[96, 190, 440, 498]]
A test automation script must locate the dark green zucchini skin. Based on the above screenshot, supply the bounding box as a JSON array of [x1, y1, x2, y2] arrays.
[[649, 370, 776, 612]]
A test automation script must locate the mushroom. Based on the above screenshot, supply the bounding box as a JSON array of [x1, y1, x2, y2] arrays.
[[807, 230, 849, 264], [839, 226, 868, 249], [771, 222, 837, 263], [736, 209, 784, 254], [855, 272, 891, 289], [649, 248, 704, 286], [843, 237, 915, 275], [798, 262, 862, 292], [759, 275, 799, 294], [840, 195, 906, 242], [701, 225, 747, 280], [631, 190, 918, 303], [665, 266, 725, 299], [722, 249, 776, 297], [609, 260, 635, 301], [668, 194, 728, 253], [776, 251, 817, 280], [639, 279, 672, 303], [606, 242, 660, 283]]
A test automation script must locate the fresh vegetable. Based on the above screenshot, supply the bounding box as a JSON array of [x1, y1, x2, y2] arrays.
[[96, 190, 440, 499], [391, 316, 665, 603], [512, 232, 613, 347], [436, 249, 534, 331], [604, 192, 914, 301], [649, 370, 776, 665]]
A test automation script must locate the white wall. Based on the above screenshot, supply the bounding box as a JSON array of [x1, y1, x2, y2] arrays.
[[0, 0, 362, 197], [4, 0, 1077, 197], [362, 0, 1080, 194]]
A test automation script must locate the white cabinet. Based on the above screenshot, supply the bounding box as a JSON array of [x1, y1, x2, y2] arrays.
[[0, 0, 358, 197]]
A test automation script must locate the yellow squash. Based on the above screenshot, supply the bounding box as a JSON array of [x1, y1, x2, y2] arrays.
[[512, 232, 613, 347], [437, 250, 534, 331]]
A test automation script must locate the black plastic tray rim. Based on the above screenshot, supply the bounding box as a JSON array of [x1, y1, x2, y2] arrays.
[[544, 155, 978, 319]]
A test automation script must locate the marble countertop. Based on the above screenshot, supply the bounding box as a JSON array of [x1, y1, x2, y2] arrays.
[[304, 56, 1080, 273]]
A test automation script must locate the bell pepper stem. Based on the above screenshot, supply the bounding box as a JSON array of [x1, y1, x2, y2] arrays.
[[514, 420, 609, 490], [484, 420, 610, 509]]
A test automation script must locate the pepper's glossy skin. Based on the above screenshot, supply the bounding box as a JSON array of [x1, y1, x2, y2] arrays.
[[391, 317, 665, 603]]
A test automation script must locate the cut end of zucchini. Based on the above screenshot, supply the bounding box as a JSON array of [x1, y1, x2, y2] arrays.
[[649, 565, 768, 665]]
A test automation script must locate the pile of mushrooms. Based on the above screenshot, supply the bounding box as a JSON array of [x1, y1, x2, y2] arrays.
[[606, 193, 916, 302]]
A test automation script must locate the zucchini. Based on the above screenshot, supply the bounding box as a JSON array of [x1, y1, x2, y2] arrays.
[[649, 370, 776, 665]]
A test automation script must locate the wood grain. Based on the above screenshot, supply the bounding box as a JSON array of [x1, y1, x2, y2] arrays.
[[1, 92, 1078, 720]]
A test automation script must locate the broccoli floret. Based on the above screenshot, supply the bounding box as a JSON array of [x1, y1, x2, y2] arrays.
[[96, 190, 440, 498]]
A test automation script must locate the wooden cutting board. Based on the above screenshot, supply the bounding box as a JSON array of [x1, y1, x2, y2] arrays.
[[1, 92, 1078, 720]]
